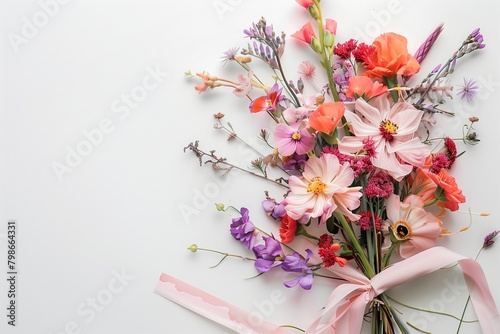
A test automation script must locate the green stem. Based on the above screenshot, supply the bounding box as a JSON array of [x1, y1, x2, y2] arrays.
[[311, 0, 340, 102], [386, 295, 478, 323], [335, 213, 374, 278], [279, 325, 305, 332], [381, 243, 398, 269]]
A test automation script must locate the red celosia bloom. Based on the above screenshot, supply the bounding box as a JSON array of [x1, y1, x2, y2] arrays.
[[308, 102, 345, 134], [334, 39, 358, 60], [429, 153, 450, 174], [365, 171, 394, 199], [279, 214, 297, 244], [318, 233, 333, 248], [321, 147, 374, 178], [357, 211, 382, 231], [291, 22, 316, 44], [318, 243, 347, 267], [362, 137, 376, 157], [352, 42, 376, 64], [442, 137, 458, 167]]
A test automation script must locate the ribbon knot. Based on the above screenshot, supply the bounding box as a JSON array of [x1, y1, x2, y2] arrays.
[[155, 247, 500, 334]]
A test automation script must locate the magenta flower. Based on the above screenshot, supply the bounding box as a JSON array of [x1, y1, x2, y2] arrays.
[[281, 249, 314, 290], [274, 122, 315, 156], [338, 97, 430, 181], [249, 83, 284, 113], [229, 207, 256, 249], [252, 235, 283, 273]]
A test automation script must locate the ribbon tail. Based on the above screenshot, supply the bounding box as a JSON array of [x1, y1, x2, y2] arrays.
[[459, 259, 500, 334], [305, 284, 371, 334], [154, 273, 290, 334]]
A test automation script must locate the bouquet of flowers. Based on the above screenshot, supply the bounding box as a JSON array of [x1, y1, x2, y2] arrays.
[[156, 1, 500, 333]]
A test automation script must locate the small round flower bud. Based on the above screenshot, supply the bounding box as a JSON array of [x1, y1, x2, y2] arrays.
[[315, 94, 325, 105], [234, 55, 252, 63], [187, 244, 198, 252], [215, 203, 225, 211], [469, 116, 479, 123]]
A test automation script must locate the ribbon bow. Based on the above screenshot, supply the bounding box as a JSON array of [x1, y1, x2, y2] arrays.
[[155, 246, 500, 333]]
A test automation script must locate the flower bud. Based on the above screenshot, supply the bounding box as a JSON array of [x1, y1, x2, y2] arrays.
[[187, 244, 198, 252], [215, 203, 225, 211], [235, 55, 252, 63]]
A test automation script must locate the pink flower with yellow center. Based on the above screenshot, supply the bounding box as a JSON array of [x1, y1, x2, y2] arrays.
[[338, 96, 430, 181], [285, 154, 362, 223], [385, 194, 442, 258], [274, 122, 315, 156]]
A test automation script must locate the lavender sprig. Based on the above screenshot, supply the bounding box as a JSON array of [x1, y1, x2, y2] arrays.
[[242, 18, 300, 107]]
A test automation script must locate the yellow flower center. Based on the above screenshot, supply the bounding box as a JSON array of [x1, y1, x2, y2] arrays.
[[380, 119, 399, 140], [392, 221, 412, 241], [307, 177, 327, 195], [292, 131, 301, 141]]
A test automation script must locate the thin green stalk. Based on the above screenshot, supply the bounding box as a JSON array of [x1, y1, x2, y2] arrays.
[[311, 0, 340, 102], [335, 213, 374, 278]]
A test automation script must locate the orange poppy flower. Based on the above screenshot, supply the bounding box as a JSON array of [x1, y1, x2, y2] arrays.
[[346, 76, 388, 99], [363, 33, 421, 79], [308, 102, 345, 134]]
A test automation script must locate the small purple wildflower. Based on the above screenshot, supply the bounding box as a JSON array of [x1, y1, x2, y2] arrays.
[[252, 235, 284, 273], [281, 249, 314, 290], [483, 230, 500, 248], [457, 78, 479, 103], [230, 207, 256, 249]]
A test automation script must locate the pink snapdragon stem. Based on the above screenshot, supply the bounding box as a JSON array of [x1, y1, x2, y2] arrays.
[[155, 247, 500, 333]]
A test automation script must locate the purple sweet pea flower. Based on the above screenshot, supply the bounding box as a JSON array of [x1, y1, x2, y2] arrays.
[[230, 207, 256, 249], [262, 199, 287, 220], [281, 249, 314, 290], [252, 235, 284, 273]]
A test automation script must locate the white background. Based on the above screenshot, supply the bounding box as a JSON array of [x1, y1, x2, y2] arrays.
[[1, 0, 499, 333]]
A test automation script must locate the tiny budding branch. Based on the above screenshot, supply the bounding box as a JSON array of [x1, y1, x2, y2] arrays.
[[188, 244, 256, 268]]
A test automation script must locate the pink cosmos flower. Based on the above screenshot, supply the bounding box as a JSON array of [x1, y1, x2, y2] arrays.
[[338, 96, 430, 181], [285, 154, 362, 223], [274, 122, 315, 156], [283, 106, 310, 123], [385, 194, 442, 258]]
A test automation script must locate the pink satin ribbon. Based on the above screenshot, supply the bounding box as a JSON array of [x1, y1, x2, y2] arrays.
[[155, 246, 500, 333]]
